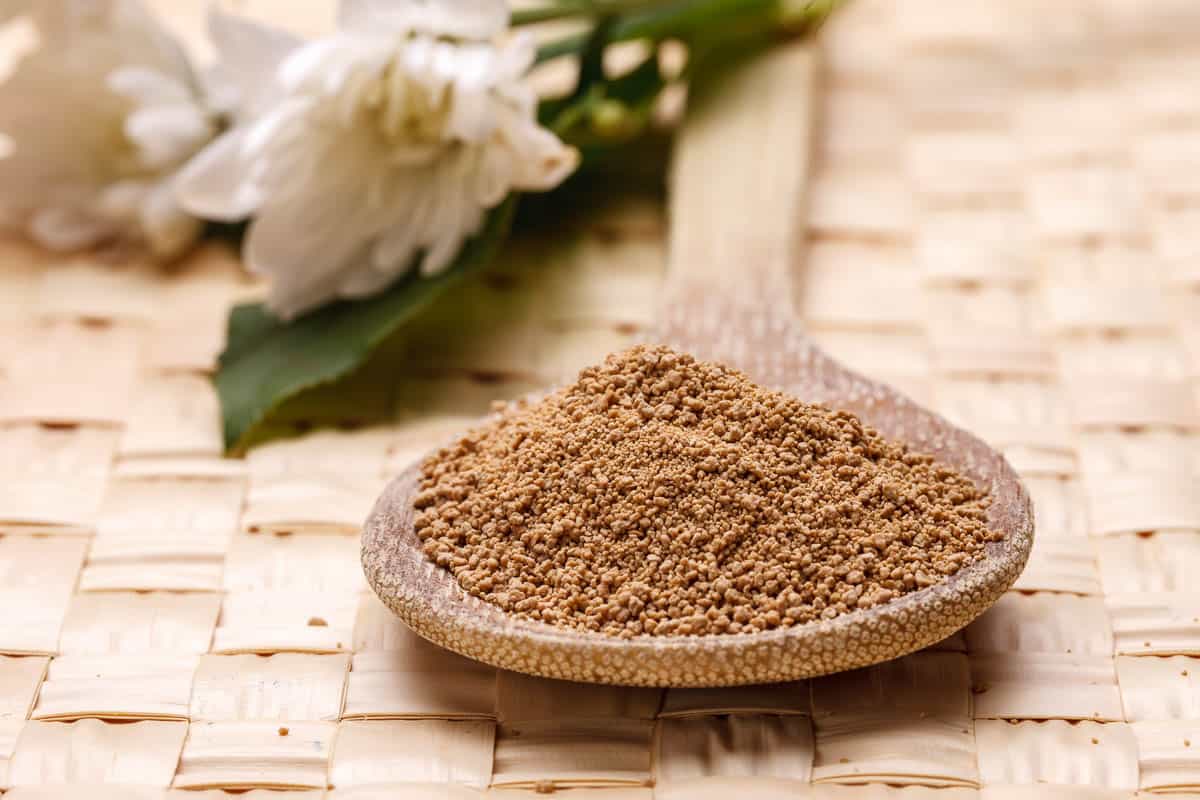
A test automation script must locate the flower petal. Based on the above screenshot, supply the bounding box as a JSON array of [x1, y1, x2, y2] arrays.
[[336, 260, 402, 298], [207, 6, 301, 118], [241, 97, 313, 168], [98, 179, 149, 218], [371, 217, 419, 273], [474, 143, 512, 206], [29, 206, 113, 250], [174, 128, 260, 221], [246, 201, 374, 319], [105, 0, 195, 83], [9, 0, 189, 80], [502, 113, 580, 191], [420, 218, 475, 276], [277, 34, 390, 103], [278, 37, 343, 94], [495, 30, 536, 80], [107, 65, 190, 105], [0, 46, 127, 212], [242, 127, 390, 318], [140, 180, 202, 258], [445, 43, 498, 141], [0, 0, 208, 258], [125, 102, 215, 170]]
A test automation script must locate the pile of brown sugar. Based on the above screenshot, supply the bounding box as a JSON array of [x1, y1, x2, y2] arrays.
[[414, 345, 1001, 638]]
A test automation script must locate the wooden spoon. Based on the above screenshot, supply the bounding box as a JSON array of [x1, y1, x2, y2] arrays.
[[362, 43, 1034, 687]]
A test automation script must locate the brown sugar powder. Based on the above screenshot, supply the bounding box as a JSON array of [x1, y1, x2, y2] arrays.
[[414, 345, 1001, 638]]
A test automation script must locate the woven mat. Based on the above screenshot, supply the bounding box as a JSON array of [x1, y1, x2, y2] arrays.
[[2, 0, 1200, 796]]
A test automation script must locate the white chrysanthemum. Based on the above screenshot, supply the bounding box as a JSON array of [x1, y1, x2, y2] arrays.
[[0, 0, 215, 257], [177, 0, 578, 319]]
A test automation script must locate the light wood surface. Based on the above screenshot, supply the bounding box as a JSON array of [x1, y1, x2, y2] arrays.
[[0, 0, 1198, 793]]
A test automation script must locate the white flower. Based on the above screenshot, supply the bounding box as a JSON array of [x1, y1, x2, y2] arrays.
[[0, 0, 216, 257], [177, 0, 579, 320]]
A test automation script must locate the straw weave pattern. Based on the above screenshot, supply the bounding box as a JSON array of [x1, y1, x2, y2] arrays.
[[0, 0, 1199, 795]]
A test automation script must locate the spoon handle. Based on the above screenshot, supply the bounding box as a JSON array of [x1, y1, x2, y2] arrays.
[[663, 41, 817, 320]]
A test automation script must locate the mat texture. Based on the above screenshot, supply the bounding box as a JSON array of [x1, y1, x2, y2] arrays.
[[1, 0, 1199, 795]]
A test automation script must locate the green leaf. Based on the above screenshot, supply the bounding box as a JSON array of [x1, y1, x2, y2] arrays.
[[215, 197, 518, 454], [534, 0, 843, 65]]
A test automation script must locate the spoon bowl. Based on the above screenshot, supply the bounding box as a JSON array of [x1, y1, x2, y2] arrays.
[[362, 43, 1034, 686], [362, 317, 1033, 686]]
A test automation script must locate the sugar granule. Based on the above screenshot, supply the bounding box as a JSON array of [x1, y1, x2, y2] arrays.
[[414, 345, 1002, 637]]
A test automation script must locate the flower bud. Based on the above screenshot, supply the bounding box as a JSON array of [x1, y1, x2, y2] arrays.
[[777, 0, 842, 31], [589, 98, 641, 140]]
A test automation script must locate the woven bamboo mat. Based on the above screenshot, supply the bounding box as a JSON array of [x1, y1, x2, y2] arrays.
[[1, 0, 1199, 795]]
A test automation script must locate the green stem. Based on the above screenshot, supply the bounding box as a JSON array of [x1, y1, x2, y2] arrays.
[[534, 0, 802, 64], [511, 0, 665, 26]]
